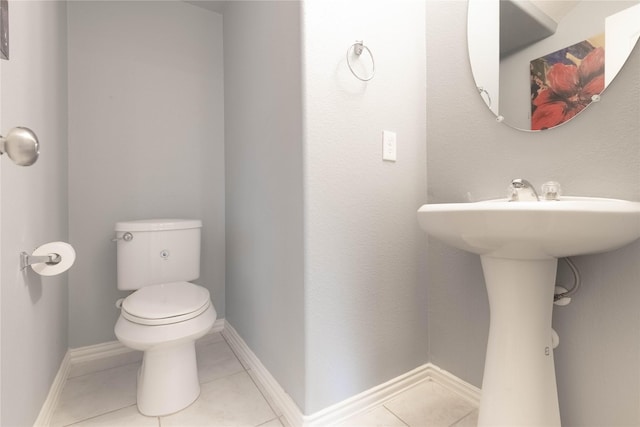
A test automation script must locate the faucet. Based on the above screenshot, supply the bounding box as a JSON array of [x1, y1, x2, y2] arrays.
[[509, 178, 540, 201]]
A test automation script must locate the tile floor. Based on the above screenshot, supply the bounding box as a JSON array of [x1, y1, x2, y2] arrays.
[[50, 332, 478, 426]]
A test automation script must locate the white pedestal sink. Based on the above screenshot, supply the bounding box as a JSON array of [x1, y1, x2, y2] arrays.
[[418, 197, 640, 426]]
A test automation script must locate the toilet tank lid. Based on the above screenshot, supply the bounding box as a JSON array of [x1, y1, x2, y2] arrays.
[[115, 219, 202, 232]]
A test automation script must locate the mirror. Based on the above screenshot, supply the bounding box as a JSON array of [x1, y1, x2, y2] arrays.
[[468, 0, 640, 131], [1, 0, 8, 60]]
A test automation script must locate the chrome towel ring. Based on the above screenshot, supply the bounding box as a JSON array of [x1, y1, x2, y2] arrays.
[[477, 86, 492, 108], [346, 40, 375, 82]]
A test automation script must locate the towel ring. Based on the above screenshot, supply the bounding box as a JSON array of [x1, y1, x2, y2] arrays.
[[477, 86, 492, 107], [346, 41, 375, 82]]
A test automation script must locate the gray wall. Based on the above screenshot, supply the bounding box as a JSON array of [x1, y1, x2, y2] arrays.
[[67, 1, 225, 347], [0, 1, 68, 425], [302, 0, 428, 413], [223, 0, 307, 410], [224, 0, 428, 415], [426, 2, 640, 425]]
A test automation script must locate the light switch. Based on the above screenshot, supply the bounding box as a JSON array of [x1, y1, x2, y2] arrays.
[[382, 130, 396, 162]]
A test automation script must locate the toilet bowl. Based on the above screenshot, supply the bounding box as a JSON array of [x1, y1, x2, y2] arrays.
[[113, 219, 216, 416], [115, 281, 216, 416]]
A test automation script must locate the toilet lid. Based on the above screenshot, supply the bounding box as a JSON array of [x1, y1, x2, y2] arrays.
[[122, 282, 210, 326]]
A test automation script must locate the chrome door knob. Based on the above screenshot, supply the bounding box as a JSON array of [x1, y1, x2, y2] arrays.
[[0, 127, 40, 166]]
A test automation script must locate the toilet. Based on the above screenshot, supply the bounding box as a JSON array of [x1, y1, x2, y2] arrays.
[[113, 219, 216, 416]]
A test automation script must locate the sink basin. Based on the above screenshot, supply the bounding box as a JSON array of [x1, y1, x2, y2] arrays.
[[417, 196, 640, 426], [418, 196, 640, 260]]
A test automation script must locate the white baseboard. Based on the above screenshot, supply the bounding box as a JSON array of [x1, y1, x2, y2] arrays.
[[33, 352, 71, 427], [425, 364, 481, 406], [222, 321, 481, 427], [304, 364, 433, 426], [35, 319, 479, 427], [33, 318, 225, 426], [222, 322, 307, 426], [67, 318, 225, 365]]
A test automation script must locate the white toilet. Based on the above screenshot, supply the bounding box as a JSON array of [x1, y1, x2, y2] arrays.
[[113, 219, 216, 416]]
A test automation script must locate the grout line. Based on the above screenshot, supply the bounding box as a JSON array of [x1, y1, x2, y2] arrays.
[[255, 416, 283, 427], [195, 339, 248, 386], [68, 357, 142, 380], [245, 367, 282, 419], [382, 404, 411, 427], [62, 404, 140, 426], [196, 366, 247, 386], [222, 333, 282, 420], [447, 408, 476, 427], [221, 332, 251, 371], [56, 326, 477, 427]]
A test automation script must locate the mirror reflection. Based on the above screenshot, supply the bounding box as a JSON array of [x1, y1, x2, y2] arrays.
[[468, 0, 640, 131]]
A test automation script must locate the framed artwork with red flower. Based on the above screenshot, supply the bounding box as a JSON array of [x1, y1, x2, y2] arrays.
[[530, 34, 605, 131]]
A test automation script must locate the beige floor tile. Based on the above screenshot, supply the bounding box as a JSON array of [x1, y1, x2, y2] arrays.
[[246, 368, 283, 417], [384, 380, 475, 427], [336, 406, 408, 427], [51, 363, 139, 427], [196, 339, 245, 384], [160, 371, 277, 426], [257, 417, 285, 427], [196, 331, 226, 347], [451, 409, 478, 427], [65, 405, 158, 426]]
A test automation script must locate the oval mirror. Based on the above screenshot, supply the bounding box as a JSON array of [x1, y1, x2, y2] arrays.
[[468, 0, 640, 131]]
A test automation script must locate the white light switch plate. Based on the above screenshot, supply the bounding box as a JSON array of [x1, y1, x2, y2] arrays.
[[382, 130, 396, 162]]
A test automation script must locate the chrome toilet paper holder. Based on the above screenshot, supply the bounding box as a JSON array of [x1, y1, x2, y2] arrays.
[[20, 252, 61, 270]]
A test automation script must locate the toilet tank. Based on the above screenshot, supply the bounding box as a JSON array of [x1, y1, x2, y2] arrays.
[[115, 219, 202, 290]]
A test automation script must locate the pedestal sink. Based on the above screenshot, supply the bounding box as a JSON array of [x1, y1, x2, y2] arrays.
[[417, 197, 640, 426]]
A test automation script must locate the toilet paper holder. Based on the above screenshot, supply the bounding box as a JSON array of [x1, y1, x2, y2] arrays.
[[20, 252, 61, 270]]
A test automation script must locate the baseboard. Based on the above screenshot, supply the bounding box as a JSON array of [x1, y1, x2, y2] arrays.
[[33, 318, 225, 427], [303, 364, 433, 426], [68, 340, 132, 365], [424, 364, 481, 406], [35, 319, 479, 427], [32, 351, 71, 427], [222, 322, 306, 426], [222, 321, 480, 427], [67, 318, 226, 365]]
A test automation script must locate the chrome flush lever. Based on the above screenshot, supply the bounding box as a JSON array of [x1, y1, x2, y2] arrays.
[[112, 232, 133, 242]]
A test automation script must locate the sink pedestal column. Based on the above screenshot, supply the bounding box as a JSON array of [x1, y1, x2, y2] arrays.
[[478, 256, 561, 426]]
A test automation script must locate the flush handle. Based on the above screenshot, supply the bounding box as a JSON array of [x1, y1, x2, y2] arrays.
[[112, 232, 133, 242]]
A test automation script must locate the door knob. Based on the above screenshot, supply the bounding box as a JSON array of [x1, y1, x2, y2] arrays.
[[0, 127, 40, 166]]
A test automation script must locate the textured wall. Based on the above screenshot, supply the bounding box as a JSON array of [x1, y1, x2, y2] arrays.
[[426, 2, 640, 425], [67, 1, 224, 347], [224, 0, 428, 414], [223, 0, 307, 411], [0, 2, 68, 425], [302, 0, 428, 413]]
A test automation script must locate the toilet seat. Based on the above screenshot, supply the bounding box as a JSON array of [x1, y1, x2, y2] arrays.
[[121, 281, 211, 326]]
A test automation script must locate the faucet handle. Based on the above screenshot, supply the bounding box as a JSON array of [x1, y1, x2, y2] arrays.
[[541, 181, 562, 200]]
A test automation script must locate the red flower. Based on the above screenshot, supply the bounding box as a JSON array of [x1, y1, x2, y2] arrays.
[[531, 47, 604, 130]]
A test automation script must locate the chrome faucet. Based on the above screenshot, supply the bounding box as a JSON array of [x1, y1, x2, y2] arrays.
[[509, 178, 540, 201]]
